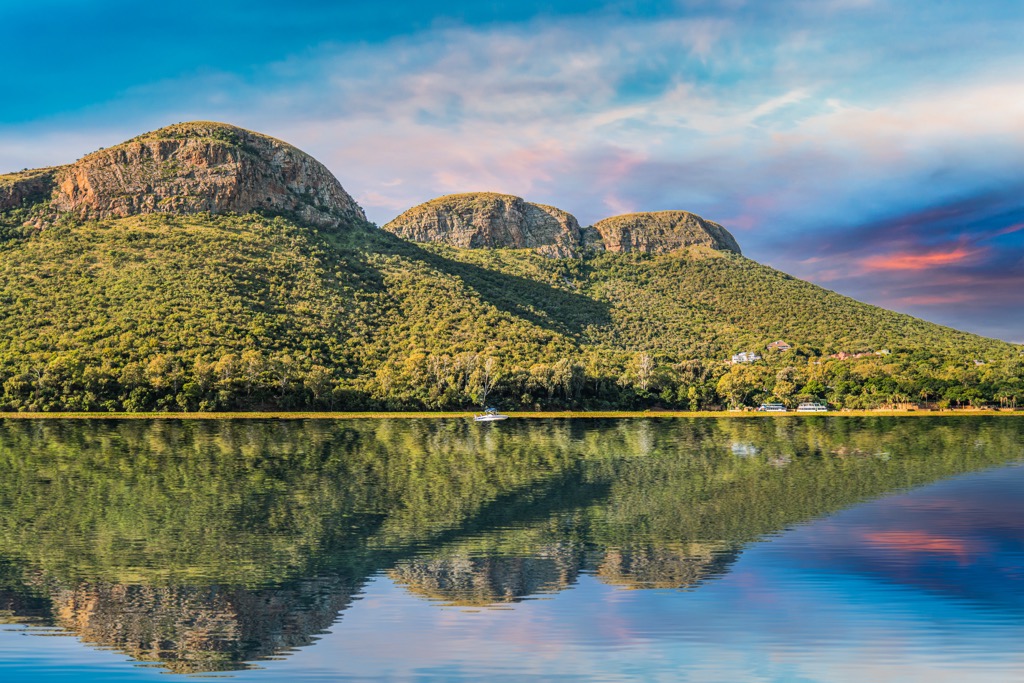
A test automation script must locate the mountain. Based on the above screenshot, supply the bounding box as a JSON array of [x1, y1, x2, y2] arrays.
[[592, 210, 741, 255], [380, 195, 739, 257], [383, 192, 597, 258], [0, 122, 1020, 412], [3, 121, 365, 230]]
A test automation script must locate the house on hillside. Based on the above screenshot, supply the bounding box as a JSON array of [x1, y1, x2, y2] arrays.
[[767, 340, 791, 352], [731, 351, 761, 364]]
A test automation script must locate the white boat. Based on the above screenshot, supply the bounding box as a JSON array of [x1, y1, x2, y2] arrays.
[[474, 407, 509, 422], [796, 402, 829, 413], [758, 403, 788, 412]]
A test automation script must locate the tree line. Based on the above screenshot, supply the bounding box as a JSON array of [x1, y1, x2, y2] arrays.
[[2, 346, 1020, 412]]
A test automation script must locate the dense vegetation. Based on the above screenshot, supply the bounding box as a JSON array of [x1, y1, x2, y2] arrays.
[[0, 205, 1021, 411], [0, 418, 1021, 671]]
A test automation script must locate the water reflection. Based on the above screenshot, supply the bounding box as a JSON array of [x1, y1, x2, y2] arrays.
[[0, 576, 358, 673], [0, 417, 1020, 675], [390, 549, 582, 606]]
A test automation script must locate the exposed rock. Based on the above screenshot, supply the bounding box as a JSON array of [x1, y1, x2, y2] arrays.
[[383, 192, 589, 258], [383, 198, 741, 258], [14, 122, 366, 229], [0, 168, 57, 212], [592, 210, 741, 255]]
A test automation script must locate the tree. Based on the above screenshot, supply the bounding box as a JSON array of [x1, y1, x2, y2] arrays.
[[215, 354, 238, 386], [773, 367, 799, 405], [471, 356, 499, 407], [240, 350, 265, 396], [551, 358, 585, 402], [270, 354, 294, 398], [304, 365, 334, 406], [635, 352, 655, 393], [717, 365, 758, 408]]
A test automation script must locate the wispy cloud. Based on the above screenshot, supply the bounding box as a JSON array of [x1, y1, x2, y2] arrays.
[[859, 247, 985, 273], [1, 3, 1023, 338]]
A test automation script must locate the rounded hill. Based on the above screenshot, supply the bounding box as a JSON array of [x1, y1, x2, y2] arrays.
[[593, 211, 741, 255], [382, 192, 595, 258], [4, 121, 367, 230]]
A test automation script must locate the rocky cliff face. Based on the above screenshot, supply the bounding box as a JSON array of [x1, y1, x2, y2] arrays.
[[2, 122, 366, 230], [592, 211, 741, 255], [382, 196, 741, 258], [0, 168, 58, 213], [382, 192, 590, 258]]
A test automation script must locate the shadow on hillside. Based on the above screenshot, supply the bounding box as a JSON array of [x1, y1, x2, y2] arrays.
[[368, 231, 612, 338]]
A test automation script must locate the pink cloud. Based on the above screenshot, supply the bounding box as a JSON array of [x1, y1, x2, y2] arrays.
[[993, 222, 1024, 238], [858, 246, 983, 272]]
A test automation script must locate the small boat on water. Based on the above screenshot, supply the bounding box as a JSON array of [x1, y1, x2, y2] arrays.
[[796, 402, 829, 413], [473, 407, 509, 422], [758, 403, 788, 412]]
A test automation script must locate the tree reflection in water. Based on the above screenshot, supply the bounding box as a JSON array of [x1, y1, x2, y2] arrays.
[[0, 417, 1019, 672]]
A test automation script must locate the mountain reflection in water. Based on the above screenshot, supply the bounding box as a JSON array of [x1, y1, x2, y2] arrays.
[[0, 417, 1020, 674]]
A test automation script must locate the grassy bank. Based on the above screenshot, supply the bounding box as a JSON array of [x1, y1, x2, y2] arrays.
[[0, 409, 1020, 420]]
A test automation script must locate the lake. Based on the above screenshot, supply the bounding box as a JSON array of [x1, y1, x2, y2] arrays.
[[0, 417, 1022, 681]]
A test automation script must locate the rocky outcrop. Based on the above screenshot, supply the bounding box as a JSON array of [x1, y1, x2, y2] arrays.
[[0, 168, 57, 212], [8, 122, 366, 230], [592, 211, 741, 255], [383, 198, 741, 258], [383, 192, 589, 258]]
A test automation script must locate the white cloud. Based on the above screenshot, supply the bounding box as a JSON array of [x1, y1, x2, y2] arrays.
[[4, 11, 1024, 238]]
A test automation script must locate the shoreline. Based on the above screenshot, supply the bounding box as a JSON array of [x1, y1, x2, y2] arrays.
[[0, 409, 1020, 420]]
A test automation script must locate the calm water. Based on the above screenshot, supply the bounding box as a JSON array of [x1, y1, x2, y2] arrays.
[[0, 417, 1022, 681]]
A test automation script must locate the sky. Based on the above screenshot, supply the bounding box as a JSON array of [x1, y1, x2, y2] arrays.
[[2, 0, 1023, 342]]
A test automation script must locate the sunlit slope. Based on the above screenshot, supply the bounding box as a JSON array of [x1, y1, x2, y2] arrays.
[[0, 211, 1017, 410], [423, 242, 1012, 358], [0, 214, 583, 410]]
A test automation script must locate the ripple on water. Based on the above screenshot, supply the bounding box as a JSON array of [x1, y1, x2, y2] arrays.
[[0, 417, 1021, 681]]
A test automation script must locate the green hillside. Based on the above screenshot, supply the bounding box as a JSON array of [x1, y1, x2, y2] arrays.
[[0, 122, 1020, 412], [0, 211, 1018, 412]]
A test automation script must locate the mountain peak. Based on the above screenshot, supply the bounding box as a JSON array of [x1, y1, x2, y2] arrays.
[[3, 121, 366, 229], [382, 192, 593, 258], [383, 196, 741, 258], [592, 211, 741, 255]]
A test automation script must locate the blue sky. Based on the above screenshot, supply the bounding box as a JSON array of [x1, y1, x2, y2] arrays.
[[2, 0, 1023, 341]]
